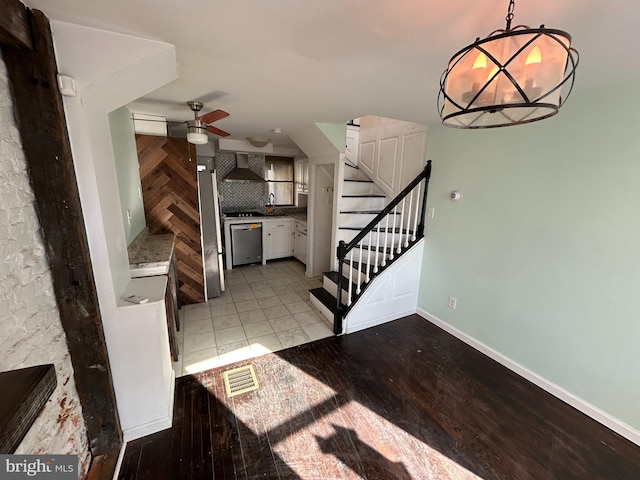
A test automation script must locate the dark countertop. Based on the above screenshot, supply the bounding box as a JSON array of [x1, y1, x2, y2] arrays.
[[222, 214, 306, 225]]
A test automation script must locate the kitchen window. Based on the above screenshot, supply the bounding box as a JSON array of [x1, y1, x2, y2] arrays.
[[265, 156, 294, 206]]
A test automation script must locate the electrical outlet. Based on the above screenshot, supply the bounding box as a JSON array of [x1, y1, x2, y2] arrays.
[[427, 207, 435, 218], [448, 296, 457, 310]]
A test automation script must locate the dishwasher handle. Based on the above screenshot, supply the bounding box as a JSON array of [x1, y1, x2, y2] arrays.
[[230, 223, 261, 231]]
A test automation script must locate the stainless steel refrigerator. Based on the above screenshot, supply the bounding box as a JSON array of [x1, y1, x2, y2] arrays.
[[197, 157, 225, 298]]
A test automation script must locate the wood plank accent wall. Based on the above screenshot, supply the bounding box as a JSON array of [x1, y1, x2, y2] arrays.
[[136, 135, 204, 305]]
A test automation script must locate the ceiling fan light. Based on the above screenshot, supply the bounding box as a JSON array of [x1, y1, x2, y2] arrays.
[[187, 121, 209, 144], [438, 0, 579, 129], [187, 132, 208, 144], [246, 136, 271, 147]]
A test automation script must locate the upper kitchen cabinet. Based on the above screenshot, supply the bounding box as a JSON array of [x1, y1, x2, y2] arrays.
[[296, 158, 309, 193]]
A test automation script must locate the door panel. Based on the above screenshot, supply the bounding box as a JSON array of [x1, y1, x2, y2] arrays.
[[359, 140, 376, 176], [377, 137, 398, 193], [399, 131, 428, 191]]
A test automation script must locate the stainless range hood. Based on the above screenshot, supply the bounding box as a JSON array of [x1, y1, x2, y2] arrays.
[[222, 153, 266, 183]]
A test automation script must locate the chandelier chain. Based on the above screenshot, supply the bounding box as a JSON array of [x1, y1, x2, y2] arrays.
[[505, 0, 515, 30]]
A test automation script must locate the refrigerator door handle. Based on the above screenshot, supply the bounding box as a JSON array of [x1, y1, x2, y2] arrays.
[[211, 170, 225, 292]]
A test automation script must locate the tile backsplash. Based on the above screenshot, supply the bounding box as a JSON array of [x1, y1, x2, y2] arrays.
[[216, 152, 266, 211], [215, 152, 306, 216]]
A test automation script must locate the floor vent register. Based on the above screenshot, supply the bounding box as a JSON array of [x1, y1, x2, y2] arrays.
[[222, 364, 259, 398]]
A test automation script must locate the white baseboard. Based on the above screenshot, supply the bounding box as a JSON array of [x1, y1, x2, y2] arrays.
[[123, 414, 172, 442], [417, 308, 640, 447], [111, 441, 127, 480], [345, 307, 417, 334]]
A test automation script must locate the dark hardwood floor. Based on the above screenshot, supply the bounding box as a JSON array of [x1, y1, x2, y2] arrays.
[[118, 315, 640, 479]]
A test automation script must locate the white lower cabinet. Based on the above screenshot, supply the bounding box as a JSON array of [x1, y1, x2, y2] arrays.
[[293, 221, 307, 265], [265, 219, 294, 260], [294, 232, 307, 264]]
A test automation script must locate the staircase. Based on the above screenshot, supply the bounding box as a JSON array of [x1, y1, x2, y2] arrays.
[[310, 160, 432, 334], [336, 162, 389, 244]]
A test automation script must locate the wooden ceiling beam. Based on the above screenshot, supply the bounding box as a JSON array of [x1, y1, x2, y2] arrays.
[[1, 9, 122, 456], [0, 0, 33, 50]]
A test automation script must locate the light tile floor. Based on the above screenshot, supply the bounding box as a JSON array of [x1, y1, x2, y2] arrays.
[[173, 259, 333, 377]]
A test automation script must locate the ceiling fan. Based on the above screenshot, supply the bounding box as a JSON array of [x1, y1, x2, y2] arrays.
[[185, 101, 230, 144]]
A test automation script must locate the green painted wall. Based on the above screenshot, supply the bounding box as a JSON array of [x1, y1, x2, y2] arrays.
[[316, 122, 347, 152], [108, 107, 146, 245], [418, 76, 640, 431]]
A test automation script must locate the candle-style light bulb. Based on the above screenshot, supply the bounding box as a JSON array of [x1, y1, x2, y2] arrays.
[[472, 52, 487, 70], [522, 46, 543, 100], [525, 46, 542, 65], [487, 66, 499, 82]]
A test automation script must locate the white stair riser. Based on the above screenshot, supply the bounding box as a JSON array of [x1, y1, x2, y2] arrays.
[[355, 248, 388, 266], [341, 196, 386, 211], [323, 277, 351, 304], [344, 166, 371, 181], [342, 181, 384, 196], [323, 270, 377, 302], [338, 211, 416, 231], [346, 264, 376, 286], [342, 246, 389, 267], [337, 213, 379, 229], [310, 294, 334, 323], [337, 229, 412, 246]]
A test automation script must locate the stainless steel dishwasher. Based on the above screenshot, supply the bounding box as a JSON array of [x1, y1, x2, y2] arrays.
[[230, 223, 263, 266]]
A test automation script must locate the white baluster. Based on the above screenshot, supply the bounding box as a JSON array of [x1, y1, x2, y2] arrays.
[[389, 206, 397, 261], [365, 231, 372, 283], [412, 184, 421, 241], [397, 199, 405, 254], [347, 251, 353, 306], [382, 213, 390, 267], [356, 244, 363, 294], [405, 191, 413, 247], [373, 222, 381, 273]]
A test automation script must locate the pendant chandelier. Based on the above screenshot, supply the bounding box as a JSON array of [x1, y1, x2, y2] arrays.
[[438, 0, 579, 129]]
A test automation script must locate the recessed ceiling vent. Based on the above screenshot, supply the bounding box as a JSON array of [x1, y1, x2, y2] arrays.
[[222, 153, 266, 183]]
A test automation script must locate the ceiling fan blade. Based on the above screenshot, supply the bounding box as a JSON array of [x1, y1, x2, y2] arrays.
[[198, 109, 229, 124], [206, 125, 231, 137]]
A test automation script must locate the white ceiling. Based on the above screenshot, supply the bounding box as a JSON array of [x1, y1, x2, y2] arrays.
[[24, 0, 640, 148]]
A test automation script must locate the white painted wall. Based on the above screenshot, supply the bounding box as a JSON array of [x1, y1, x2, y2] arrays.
[[308, 163, 335, 276], [289, 124, 342, 277], [50, 21, 178, 440], [0, 53, 90, 472]]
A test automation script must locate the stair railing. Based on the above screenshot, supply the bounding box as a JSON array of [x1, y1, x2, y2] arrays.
[[334, 160, 432, 334]]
